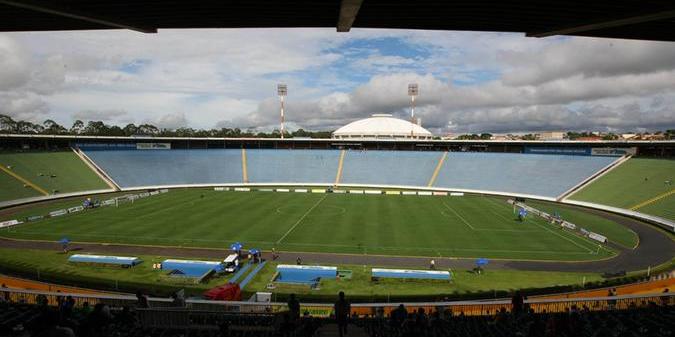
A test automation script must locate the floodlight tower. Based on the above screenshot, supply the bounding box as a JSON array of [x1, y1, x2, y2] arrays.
[[408, 83, 418, 124], [277, 84, 287, 139], [408, 83, 419, 138]]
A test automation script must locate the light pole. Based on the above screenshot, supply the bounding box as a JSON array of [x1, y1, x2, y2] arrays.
[[277, 84, 287, 139], [408, 83, 419, 138]]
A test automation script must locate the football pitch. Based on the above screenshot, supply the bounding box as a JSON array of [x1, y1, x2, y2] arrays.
[[0, 189, 627, 261]]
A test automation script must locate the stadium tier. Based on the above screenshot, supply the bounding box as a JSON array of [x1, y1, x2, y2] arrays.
[[83, 149, 243, 187], [246, 149, 340, 184], [434, 152, 617, 197], [570, 158, 675, 221], [340, 150, 440, 187], [81, 148, 618, 198], [0, 151, 110, 202]]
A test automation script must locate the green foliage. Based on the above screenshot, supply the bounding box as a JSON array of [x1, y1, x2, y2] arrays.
[[0, 114, 333, 138]]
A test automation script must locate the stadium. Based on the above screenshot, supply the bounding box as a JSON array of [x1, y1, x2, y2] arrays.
[[1, 1, 675, 337]]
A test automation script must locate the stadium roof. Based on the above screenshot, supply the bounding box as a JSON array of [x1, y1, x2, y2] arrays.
[[333, 114, 433, 140], [0, 1, 674, 41]]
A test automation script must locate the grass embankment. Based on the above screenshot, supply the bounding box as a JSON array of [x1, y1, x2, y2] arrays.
[[570, 158, 675, 221], [243, 262, 603, 302], [0, 247, 229, 297], [0, 151, 109, 202], [0, 247, 604, 301], [0, 190, 617, 261]]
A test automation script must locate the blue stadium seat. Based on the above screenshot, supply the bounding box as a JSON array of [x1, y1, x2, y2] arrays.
[[341, 150, 440, 187], [246, 149, 339, 184], [84, 149, 243, 187], [433, 152, 616, 197]]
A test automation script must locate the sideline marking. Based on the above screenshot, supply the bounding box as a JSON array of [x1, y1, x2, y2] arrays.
[[334, 150, 346, 185], [524, 217, 594, 253], [438, 210, 538, 232], [441, 200, 476, 230], [276, 194, 327, 244], [427, 151, 448, 187], [630, 188, 675, 210], [0, 164, 49, 196], [241, 148, 248, 183]]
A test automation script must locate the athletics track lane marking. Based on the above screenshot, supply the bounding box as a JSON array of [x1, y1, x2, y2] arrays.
[[276, 194, 328, 244], [2, 230, 602, 256]]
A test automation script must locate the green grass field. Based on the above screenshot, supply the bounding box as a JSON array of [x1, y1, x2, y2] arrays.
[[570, 158, 675, 221], [0, 189, 620, 261], [525, 200, 638, 249], [0, 151, 109, 202]]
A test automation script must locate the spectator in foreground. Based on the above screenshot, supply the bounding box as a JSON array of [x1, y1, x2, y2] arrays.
[[1, 283, 9, 303], [512, 291, 524, 315], [661, 288, 670, 306], [391, 304, 408, 328], [334, 291, 351, 337], [288, 293, 300, 323], [136, 290, 150, 308], [607, 288, 617, 310], [171, 291, 186, 307]]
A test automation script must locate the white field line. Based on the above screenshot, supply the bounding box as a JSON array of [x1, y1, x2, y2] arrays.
[[440, 201, 476, 230], [438, 210, 538, 232], [523, 217, 594, 253], [276, 194, 328, 244], [483, 199, 600, 253], [481, 197, 544, 231]]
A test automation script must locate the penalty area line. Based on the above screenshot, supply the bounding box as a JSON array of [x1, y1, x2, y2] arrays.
[[276, 194, 328, 244]]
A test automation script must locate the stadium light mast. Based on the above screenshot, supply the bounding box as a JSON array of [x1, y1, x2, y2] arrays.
[[408, 83, 419, 138], [277, 84, 287, 139]]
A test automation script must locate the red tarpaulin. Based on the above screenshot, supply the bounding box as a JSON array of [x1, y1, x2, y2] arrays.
[[203, 283, 242, 301]]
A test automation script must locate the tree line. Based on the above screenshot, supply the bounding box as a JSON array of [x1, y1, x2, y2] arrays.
[[0, 114, 333, 138]]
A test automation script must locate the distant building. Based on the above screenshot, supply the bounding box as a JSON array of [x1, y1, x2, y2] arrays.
[[621, 133, 637, 140], [576, 136, 603, 141], [490, 134, 510, 141], [537, 131, 565, 140]]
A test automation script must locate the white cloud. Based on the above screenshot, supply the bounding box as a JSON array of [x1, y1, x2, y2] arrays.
[[0, 29, 674, 134]]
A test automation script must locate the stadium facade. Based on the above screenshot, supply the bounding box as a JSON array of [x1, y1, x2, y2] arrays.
[[2, 133, 673, 156]]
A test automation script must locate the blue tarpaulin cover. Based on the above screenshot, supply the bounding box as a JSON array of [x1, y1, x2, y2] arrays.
[[476, 258, 489, 266], [372, 268, 450, 280], [162, 259, 223, 277], [276, 265, 337, 284], [68, 254, 141, 266]]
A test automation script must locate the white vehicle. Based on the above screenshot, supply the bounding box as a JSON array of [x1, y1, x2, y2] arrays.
[[223, 254, 240, 273]]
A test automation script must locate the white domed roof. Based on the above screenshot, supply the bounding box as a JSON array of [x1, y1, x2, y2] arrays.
[[333, 114, 433, 139]]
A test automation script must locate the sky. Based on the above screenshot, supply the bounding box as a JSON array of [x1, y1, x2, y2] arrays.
[[1, 28, 675, 135]]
